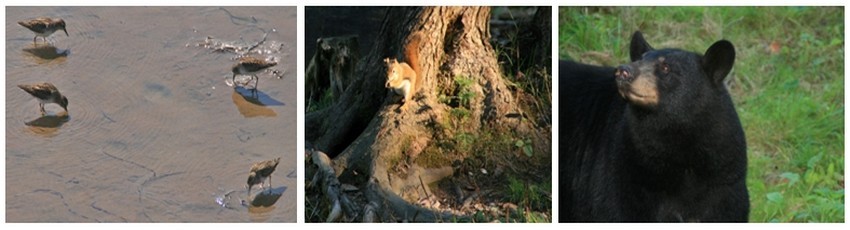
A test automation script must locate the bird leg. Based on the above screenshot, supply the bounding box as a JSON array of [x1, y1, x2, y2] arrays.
[[266, 175, 272, 193], [39, 103, 46, 116]]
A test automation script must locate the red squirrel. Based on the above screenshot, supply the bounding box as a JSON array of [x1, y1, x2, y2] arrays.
[[383, 32, 424, 112]]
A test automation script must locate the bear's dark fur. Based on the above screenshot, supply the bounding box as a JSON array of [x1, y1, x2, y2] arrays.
[[559, 31, 749, 222]]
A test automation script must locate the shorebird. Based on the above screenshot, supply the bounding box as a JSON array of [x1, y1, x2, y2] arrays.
[[247, 157, 281, 194], [18, 82, 69, 116], [232, 56, 277, 89], [18, 17, 68, 44]]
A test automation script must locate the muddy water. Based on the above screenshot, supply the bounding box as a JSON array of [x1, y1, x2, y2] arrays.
[[5, 6, 297, 222]]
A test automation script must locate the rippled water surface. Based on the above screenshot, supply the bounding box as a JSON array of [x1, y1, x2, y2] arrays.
[[5, 6, 297, 222]]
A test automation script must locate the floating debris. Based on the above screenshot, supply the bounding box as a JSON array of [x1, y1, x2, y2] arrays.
[[215, 190, 239, 209]]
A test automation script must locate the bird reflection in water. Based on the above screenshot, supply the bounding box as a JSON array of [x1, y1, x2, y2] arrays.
[[22, 44, 69, 63], [231, 87, 285, 118], [24, 112, 69, 137], [246, 186, 286, 222]]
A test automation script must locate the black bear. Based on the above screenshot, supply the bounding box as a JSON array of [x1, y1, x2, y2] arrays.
[[559, 31, 749, 222]]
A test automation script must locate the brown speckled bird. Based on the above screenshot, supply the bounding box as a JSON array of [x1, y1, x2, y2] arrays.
[[232, 56, 277, 89], [247, 157, 280, 194], [18, 82, 69, 115], [18, 17, 68, 44]]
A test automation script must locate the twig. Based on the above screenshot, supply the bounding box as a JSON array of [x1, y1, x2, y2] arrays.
[[418, 175, 430, 198], [245, 31, 269, 54]]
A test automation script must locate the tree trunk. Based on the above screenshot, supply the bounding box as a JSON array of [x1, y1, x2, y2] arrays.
[[306, 6, 536, 222]]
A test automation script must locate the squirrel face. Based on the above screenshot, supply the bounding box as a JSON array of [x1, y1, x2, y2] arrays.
[[384, 58, 401, 88]]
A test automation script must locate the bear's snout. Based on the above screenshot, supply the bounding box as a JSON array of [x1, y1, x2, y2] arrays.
[[615, 65, 634, 82], [615, 63, 658, 107], [615, 65, 635, 98]]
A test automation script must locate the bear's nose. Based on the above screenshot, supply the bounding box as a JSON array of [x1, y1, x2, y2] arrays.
[[615, 65, 633, 81]]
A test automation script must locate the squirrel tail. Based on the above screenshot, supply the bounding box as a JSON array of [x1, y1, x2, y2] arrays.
[[405, 32, 424, 92]]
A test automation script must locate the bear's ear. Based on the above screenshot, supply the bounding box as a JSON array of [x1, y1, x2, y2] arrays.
[[703, 40, 736, 84], [629, 31, 654, 62]]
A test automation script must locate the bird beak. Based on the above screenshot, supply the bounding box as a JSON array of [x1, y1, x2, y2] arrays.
[[63, 28, 69, 36]]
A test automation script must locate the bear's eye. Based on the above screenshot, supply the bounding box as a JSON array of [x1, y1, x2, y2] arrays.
[[660, 63, 670, 74]]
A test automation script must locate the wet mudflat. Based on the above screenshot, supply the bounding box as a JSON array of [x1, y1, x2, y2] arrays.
[[5, 6, 297, 222]]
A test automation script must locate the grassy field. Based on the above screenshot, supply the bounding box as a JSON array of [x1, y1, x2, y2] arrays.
[[559, 6, 844, 222]]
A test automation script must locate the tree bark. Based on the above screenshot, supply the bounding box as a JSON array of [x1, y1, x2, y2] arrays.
[[306, 6, 537, 222]]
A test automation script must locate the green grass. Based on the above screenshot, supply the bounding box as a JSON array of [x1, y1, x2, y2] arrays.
[[560, 6, 844, 222], [507, 176, 551, 211]]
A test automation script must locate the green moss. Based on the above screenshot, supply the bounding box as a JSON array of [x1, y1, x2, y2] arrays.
[[306, 88, 336, 112]]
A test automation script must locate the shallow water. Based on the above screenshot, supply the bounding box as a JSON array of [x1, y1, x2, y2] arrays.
[[5, 6, 297, 222]]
